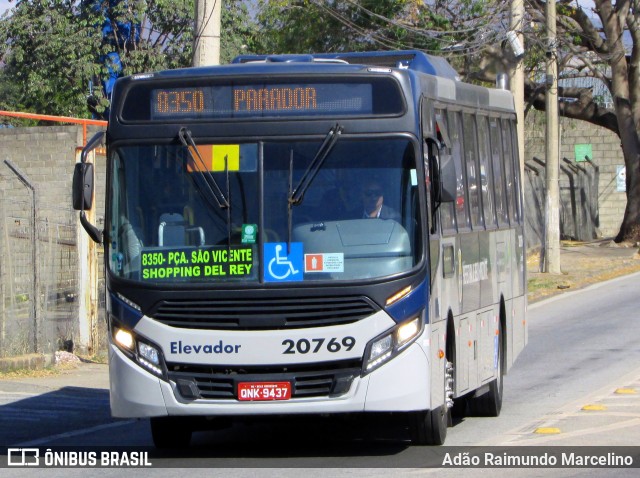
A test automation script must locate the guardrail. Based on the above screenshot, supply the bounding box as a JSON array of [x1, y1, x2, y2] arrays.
[[0, 110, 107, 145]]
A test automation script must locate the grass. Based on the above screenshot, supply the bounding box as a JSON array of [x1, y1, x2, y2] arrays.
[[528, 275, 571, 292], [0, 362, 77, 380], [527, 251, 640, 302], [0, 352, 108, 380]]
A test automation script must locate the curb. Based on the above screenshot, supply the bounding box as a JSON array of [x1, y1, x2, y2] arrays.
[[0, 353, 54, 373], [528, 270, 640, 310]]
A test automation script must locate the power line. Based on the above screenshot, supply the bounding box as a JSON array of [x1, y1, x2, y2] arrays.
[[311, 0, 510, 55]]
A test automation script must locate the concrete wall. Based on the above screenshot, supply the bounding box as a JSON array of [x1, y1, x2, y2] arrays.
[[1, 126, 82, 209], [0, 125, 106, 357]]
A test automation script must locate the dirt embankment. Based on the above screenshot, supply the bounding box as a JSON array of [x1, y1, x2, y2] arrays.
[[527, 241, 640, 303]]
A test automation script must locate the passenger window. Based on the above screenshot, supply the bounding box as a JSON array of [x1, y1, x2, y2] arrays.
[[490, 118, 508, 226], [436, 111, 456, 233], [477, 116, 496, 227], [463, 113, 482, 229], [510, 122, 523, 223], [501, 119, 517, 223], [448, 111, 468, 230]]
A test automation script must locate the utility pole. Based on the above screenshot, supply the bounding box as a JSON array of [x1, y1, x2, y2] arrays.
[[194, 0, 221, 66], [545, 0, 561, 274], [510, 0, 525, 184]]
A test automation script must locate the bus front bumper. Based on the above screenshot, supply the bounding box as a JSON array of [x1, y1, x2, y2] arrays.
[[108, 341, 431, 418]]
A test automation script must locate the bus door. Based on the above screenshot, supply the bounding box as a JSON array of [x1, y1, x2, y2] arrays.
[[430, 109, 469, 395], [425, 136, 448, 411]]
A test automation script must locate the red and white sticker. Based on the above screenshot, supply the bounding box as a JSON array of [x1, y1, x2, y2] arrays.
[[304, 253, 344, 273]]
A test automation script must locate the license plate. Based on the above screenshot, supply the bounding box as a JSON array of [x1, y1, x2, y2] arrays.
[[237, 382, 292, 401]]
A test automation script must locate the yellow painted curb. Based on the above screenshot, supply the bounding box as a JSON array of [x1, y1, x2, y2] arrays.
[[582, 404, 606, 411], [615, 388, 637, 395], [534, 427, 561, 434]]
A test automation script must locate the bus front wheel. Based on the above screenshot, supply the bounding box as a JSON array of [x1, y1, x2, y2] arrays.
[[150, 417, 192, 449], [408, 405, 448, 446]]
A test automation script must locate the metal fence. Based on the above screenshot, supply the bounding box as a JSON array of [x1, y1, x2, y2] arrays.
[[524, 156, 600, 250], [0, 161, 106, 359]]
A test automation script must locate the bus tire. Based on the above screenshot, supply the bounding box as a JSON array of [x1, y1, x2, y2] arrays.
[[468, 321, 503, 417], [150, 417, 192, 449], [408, 405, 448, 446]]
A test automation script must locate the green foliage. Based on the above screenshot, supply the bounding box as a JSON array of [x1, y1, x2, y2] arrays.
[[0, 67, 23, 123], [0, 0, 256, 119], [252, 0, 502, 77], [0, 1, 103, 118], [254, 0, 445, 54], [220, 0, 258, 63], [0, 0, 505, 120]]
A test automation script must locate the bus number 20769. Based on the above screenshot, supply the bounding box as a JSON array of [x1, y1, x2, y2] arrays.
[[282, 337, 356, 355]]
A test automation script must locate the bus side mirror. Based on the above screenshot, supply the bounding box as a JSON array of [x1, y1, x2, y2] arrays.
[[73, 131, 105, 244], [73, 162, 94, 211], [439, 154, 456, 203]]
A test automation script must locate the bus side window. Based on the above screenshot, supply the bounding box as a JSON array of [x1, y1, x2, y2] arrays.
[[501, 119, 517, 224], [448, 111, 468, 230], [510, 120, 524, 224], [426, 138, 449, 233], [478, 116, 496, 228], [489, 118, 508, 227], [435, 111, 456, 234], [462, 113, 482, 229], [424, 142, 434, 233]]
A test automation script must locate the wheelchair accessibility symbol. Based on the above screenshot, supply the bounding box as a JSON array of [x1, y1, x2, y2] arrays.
[[264, 242, 303, 282]]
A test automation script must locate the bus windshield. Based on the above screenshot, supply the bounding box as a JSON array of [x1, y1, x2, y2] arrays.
[[108, 137, 422, 284]]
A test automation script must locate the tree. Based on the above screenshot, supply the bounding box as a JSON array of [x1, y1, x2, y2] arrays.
[[0, 0, 257, 120], [465, 1, 640, 243], [0, 1, 104, 118], [254, 0, 504, 57], [521, 0, 640, 243], [403, 0, 640, 244], [255, 0, 410, 53], [218, 0, 258, 63], [254, 0, 640, 243]]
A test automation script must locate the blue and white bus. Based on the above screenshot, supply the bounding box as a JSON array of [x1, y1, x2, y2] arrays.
[[74, 50, 527, 447]]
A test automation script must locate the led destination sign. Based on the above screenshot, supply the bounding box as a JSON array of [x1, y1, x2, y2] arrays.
[[118, 76, 405, 122], [141, 246, 255, 281], [151, 83, 373, 120]]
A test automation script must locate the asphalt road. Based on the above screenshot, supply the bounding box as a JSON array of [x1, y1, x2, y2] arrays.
[[1, 272, 640, 475]]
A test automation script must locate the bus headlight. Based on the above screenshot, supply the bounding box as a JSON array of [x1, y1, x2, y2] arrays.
[[114, 328, 135, 351], [363, 315, 423, 374], [138, 342, 160, 366], [137, 341, 163, 376], [369, 335, 393, 366], [397, 317, 421, 346], [112, 323, 166, 379]]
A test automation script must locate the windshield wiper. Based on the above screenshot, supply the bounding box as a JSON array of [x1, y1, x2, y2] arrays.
[[286, 123, 343, 248], [178, 128, 229, 209], [288, 123, 343, 206]]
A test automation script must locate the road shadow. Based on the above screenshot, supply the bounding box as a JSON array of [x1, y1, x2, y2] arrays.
[[0, 386, 465, 466], [146, 413, 469, 467], [0, 386, 112, 445]]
